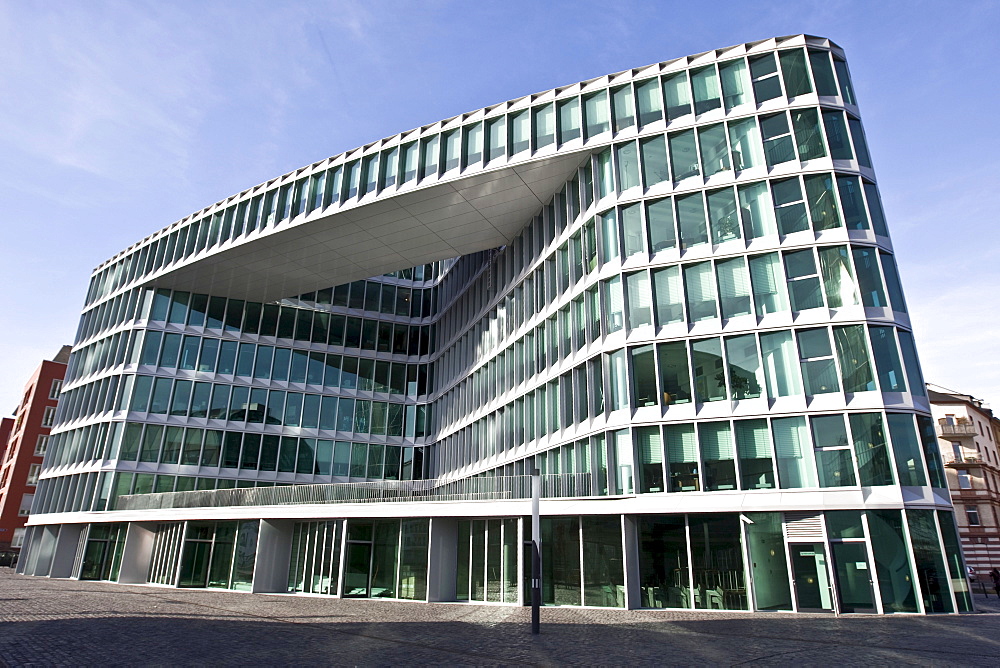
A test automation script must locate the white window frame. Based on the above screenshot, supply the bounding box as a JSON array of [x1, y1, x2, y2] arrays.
[[41, 406, 56, 428], [35, 434, 49, 456], [49, 379, 63, 399], [26, 464, 41, 486]]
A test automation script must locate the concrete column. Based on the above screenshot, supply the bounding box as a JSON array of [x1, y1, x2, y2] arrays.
[[118, 523, 157, 584], [622, 514, 641, 610], [49, 524, 85, 579], [426, 517, 457, 602], [253, 519, 294, 593]]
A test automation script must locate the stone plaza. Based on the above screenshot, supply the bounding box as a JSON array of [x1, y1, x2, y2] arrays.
[[1, 569, 999, 666]]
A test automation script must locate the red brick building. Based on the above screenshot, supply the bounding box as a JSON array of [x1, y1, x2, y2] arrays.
[[0, 346, 72, 551]]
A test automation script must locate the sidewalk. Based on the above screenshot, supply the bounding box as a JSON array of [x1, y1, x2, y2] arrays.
[[2, 569, 999, 666]]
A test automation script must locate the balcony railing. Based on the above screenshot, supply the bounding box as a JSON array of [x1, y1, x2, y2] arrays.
[[943, 455, 984, 465], [115, 473, 596, 512], [938, 423, 978, 438]]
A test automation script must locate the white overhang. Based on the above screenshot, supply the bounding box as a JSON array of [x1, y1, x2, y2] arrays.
[[147, 150, 590, 303]]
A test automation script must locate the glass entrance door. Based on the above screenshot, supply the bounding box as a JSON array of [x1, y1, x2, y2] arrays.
[[342, 543, 372, 598], [830, 542, 876, 613], [789, 543, 833, 612]]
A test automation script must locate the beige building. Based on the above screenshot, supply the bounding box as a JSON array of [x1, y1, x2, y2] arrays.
[[928, 384, 1000, 576]]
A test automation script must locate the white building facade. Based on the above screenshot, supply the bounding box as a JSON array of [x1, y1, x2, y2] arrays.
[[18, 35, 971, 614]]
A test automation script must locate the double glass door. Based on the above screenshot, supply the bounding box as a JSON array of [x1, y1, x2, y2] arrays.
[[788, 541, 876, 613]]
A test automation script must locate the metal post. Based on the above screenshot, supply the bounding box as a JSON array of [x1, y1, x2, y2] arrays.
[[531, 468, 541, 635]]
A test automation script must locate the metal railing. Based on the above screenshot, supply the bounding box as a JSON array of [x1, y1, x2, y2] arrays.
[[938, 423, 978, 437], [115, 473, 595, 511]]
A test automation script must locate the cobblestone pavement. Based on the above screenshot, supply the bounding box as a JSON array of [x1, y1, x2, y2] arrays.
[[2, 569, 1000, 666]]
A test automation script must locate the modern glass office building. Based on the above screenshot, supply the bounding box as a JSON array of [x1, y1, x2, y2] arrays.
[[18, 35, 971, 614]]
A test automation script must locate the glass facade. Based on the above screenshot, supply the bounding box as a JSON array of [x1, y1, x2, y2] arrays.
[[21, 35, 966, 614]]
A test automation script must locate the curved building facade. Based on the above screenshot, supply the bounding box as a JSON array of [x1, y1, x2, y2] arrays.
[[19, 35, 971, 614]]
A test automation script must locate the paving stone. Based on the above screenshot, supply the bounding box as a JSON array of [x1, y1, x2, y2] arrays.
[[1, 568, 999, 666]]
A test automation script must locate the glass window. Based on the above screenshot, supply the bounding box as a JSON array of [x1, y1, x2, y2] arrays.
[[441, 130, 460, 171], [719, 58, 751, 110], [668, 130, 700, 181], [657, 341, 691, 405], [698, 124, 730, 177], [462, 123, 483, 167], [725, 334, 763, 400], [652, 266, 684, 326], [749, 53, 782, 102], [779, 49, 813, 97], [596, 149, 613, 199], [797, 328, 839, 395], [878, 252, 906, 312], [748, 253, 787, 315], [784, 250, 823, 311], [738, 182, 776, 239], [621, 204, 645, 259], [700, 422, 736, 490], [771, 177, 808, 235], [804, 173, 840, 229], [602, 276, 624, 333], [896, 330, 925, 397], [400, 142, 418, 183], [607, 349, 628, 411], [773, 416, 816, 488], [557, 97, 581, 143], [760, 330, 801, 398], [837, 176, 868, 229], [691, 337, 726, 402], [907, 510, 953, 613], [833, 57, 856, 104], [636, 426, 664, 493], [822, 110, 853, 160], [625, 271, 653, 328], [869, 326, 906, 392], [380, 146, 398, 189], [616, 141, 640, 191], [634, 78, 662, 126], [510, 110, 530, 155], [666, 424, 699, 491], [809, 50, 838, 96], [707, 188, 740, 244], [662, 71, 692, 121], [886, 413, 927, 486], [760, 113, 795, 167], [630, 345, 657, 409], [728, 117, 764, 171], [677, 193, 707, 249], [583, 91, 609, 138], [611, 85, 635, 132], [532, 104, 556, 150], [818, 245, 859, 308], [716, 257, 751, 318], [863, 183, 888, 236], [419, 134, 439, 179], [646, 197, 676, 252], [690, 66, 721, 114], [852, 247, 888, 307], [850, 412, 895, 486], [683, 262, 717, 321], [833, 325, 876, 392], [737, 421, 774, 490], [486, 116, 505, 162]]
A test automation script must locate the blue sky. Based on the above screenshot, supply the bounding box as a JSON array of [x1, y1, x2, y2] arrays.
[[1, 0, 998, 412]]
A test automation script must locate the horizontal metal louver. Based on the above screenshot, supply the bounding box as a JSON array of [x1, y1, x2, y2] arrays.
[[784, 511, 825, 539]]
